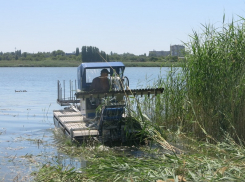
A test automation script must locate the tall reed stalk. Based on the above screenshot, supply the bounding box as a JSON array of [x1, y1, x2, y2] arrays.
[[182, 17, 245, 140]]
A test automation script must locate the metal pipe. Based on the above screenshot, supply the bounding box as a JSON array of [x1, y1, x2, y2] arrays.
[[63, 80, 65, 100], [74, 80, 76, 104], [70, 80, 71, 100], [57, 80, 59, 100], [71, 80, 73, 103], [75, 80, 77, 91]]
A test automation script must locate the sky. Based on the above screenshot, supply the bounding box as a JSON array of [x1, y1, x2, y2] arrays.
[[1, 0, 245, 55]]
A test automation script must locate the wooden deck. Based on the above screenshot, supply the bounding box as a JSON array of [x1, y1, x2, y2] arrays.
[[53, 109, 99, 139]]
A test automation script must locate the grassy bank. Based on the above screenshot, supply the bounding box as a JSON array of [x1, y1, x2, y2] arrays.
[[0, 60, 181, 67], [123, 61, 181, 67], [0, 59, 81, 67]]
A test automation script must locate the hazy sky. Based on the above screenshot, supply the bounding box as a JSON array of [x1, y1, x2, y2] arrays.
[[1, 0, 245, 55]]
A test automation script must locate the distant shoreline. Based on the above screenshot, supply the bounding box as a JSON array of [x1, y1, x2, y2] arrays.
[[0, 60, 182, 67]]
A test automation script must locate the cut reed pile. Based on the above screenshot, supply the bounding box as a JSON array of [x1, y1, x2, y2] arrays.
[[33, 133, 245, 181]]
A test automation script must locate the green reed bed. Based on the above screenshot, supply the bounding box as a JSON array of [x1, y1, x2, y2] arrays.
[[182, 17, 245, 141], [138, 16, 245, 142], [141, 67, 186, 132]]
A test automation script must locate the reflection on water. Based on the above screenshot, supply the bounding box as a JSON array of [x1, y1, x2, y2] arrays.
[[0, 67, 168, 180]]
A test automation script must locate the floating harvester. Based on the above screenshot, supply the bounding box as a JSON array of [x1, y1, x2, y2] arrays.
[[53, 62, 164, 142]]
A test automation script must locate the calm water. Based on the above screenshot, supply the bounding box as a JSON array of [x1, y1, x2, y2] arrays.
[[0, 67, 169, 181]]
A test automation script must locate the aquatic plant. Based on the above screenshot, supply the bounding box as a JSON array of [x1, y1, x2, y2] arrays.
[[32, 164, 84, 182]]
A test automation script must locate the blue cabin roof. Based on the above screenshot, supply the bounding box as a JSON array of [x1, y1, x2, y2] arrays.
[[80, 62, 125, 69], [77, 62, 125, 91]]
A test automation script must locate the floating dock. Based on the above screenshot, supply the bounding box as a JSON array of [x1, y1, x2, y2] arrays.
[[53, 108, 99, 140]]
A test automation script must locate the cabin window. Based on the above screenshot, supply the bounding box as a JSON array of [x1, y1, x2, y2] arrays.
[[119, 68, 123, 77], [86, 68, 110, 83]]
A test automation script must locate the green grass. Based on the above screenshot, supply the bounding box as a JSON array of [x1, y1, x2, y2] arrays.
[[0, 59, 82, 67]]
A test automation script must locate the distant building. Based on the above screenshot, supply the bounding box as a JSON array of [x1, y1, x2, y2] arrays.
[[149, 50, 170, 57], [170, 45, 185, 56], [149, 44, 185, 57]]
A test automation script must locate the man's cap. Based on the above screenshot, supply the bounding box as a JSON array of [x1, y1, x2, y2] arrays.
[[101, 69, 109, 74]]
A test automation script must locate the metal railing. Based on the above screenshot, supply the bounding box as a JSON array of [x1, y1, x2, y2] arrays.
[[57, 80, 80, 106]]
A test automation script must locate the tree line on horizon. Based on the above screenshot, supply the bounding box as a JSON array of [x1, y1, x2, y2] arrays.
[[81, 46, 109, 62], [0, 46, 180, 63]]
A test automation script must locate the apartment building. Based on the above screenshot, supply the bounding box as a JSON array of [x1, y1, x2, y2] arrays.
[[149, 45, 185, 57]]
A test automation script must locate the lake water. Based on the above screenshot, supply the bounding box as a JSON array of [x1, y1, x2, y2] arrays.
[[0, 66, 170, 181]]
